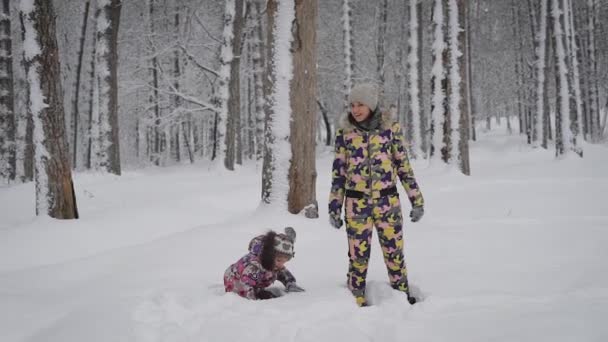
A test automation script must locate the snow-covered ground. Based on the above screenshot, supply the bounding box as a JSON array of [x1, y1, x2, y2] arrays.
[[1, 129, 607, 342]]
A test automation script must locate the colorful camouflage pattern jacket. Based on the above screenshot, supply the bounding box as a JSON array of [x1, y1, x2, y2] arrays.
[[329, 110, 424, 219]]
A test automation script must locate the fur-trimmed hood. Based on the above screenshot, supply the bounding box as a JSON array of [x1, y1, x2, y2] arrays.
[[339, 109, 395, 132]]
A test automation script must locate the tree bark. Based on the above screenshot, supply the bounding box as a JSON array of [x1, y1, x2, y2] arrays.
[[93, 0, 121, 174], [224, 0, 245, 170], [21, 0, 78, 218], [70, 1, 90, 169], [288, 0, 318, 217], [0, 0, 15, 180]]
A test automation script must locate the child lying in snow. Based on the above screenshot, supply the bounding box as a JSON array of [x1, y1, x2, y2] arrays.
[[224, 227, 305, 300]]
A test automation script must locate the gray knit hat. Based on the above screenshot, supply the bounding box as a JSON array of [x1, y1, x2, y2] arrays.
[[349, 83, 379, 111]]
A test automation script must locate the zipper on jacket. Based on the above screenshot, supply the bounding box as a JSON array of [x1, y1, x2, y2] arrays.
[[366, 131, 373, 196]]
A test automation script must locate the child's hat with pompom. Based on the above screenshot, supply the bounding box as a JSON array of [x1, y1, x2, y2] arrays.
[[274, 227, 296, 258]]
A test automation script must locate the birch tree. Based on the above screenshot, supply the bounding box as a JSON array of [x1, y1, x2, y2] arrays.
[[261, 0, 294, 208], [430, 0, 447, 161], [91, 0, 121, 174], [20, 0, 78, 218]]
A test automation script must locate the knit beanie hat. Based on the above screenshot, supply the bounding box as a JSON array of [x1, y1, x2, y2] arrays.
[[274, 227, 296, 258], [349, 83, 379, 111]]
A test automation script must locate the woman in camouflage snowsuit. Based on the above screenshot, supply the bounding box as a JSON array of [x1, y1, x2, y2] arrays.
[[328, 83, 425, 307], [224, 227, 305, 300]]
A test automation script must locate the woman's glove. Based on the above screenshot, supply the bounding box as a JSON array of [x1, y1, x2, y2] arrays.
[[329, 214, 343, 229]]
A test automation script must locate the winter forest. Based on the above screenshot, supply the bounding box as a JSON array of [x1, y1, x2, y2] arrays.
[[0, 0, 606, 217], [1, 0, 607, 341]]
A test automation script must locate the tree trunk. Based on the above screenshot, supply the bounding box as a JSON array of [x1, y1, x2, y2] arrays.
[[376, 0, 387, 105], [456, 0, 470, 175], [316, 99, 331, 146], [430, 0, 447, 161], [93, 0, 121, 174], [21, 0, 78, 219], [149, 0, 161, 165], [70, 1, 90, 169], [86, 19, 97, 170], [464, 0, 475, 143], [223, 0, 244, 170], [261, 0, 277, 203], [342, 0, 354, 113], [288, 0, 318, 217], [552, 0, 573, 155], [249, 0, 266, 163], [407, 0, 423, 158], [0, 0, 15, 181]]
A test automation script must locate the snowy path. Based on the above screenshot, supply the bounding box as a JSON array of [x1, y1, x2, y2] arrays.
[[1, 134, 607, 342]]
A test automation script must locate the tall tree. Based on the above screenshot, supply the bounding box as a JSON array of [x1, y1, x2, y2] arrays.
[[70, 1, 90, 169], [407, 0, 423, 158], [218, 0, 244, 170], [91, 0, 122, 174], [535, 0, 550, 149], [288, 0, 318, 217], [261, 0, 277, 203], [454, 0, 470, 175], [430, 0, 447, 161], [342, 0, 354, 114], [261, 0, 294, 207], [375, 0, 387, 105], [247, 0, 266, 162], [0, 0, 15, 181], [552, 0, 574, 156], [20, 0, 78, 218]]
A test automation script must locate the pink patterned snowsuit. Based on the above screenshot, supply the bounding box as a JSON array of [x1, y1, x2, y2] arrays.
[[224, 235, 296, 300]]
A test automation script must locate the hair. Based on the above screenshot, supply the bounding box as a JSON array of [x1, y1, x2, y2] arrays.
[[260, 231, 277, 270]]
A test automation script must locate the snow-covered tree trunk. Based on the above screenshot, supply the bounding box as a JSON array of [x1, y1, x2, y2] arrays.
[[375, 0, 387, 105], [565, 0, 583, 148], [407, 0, 423, 159], [148, 0, 161, 165], [430, 0, 447, 161], [261, 0, 277, 203], [512, 0, 527, 137], [86, 19, 97, 170], [552, 0, 573, 156], [288, 0, 318, 217], [224, 0, 244, 170], [218, 0, 244, 170], [447, 0, 460, 166], [456, 0, 470, 175], [20, 0, 78, 218], [535, 0, 549, 148], [261, 0, 294, 209], [0, 0, 15, 181], [586, 0, 600, 142], [342, 0, 354, 114], [69, 1, 90, 170], [248, 0, 265, 163], [92, 0, 121, 174], [464, 0, 475, 143]]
